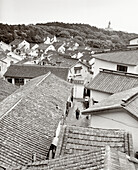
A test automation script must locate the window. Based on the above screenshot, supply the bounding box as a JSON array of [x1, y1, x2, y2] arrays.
[[0, 66, 1, 71], [74, 66, 82, 75], [15, 78, 24, 86], [7, 78, 12, 84], [117, 65, 127, 72], [75, 69, 81, 74]]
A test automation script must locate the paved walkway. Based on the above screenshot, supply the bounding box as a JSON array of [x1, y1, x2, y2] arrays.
[[65, 99, 90, 127]]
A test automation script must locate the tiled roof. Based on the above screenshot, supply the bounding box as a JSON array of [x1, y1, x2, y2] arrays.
[[46, 53, 78, 67], [0, 78, 18, 102], [86, 69, 138, 93], [10, 39, 24, 45], [53, 42, 63, 50], [4, 64, 69, 80], [55, 125, 133, 158], [80, 53, 93, 61], [0, 51, 7, 60], [37, 43, 51, 50], [15, 146, 138, 170], [93, 49, 138, 66], [0, 73, 72, 168], [82, 86, 138, 119]]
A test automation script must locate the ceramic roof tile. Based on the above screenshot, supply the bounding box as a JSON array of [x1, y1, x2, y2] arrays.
[[93, 50, 138, 66], [4, 64, 69, 80], [0, 73, 72, 167], [86, 70, 138, 93], [55, 125, 132, 158], [14, 146, 138, 170], [0, 78, 18, 102]]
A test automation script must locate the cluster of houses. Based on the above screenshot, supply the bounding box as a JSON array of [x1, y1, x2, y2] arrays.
[[0, 36, 138, 169]]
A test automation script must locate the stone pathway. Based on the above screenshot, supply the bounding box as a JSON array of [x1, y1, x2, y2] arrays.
[[65, 99, 90, 127]]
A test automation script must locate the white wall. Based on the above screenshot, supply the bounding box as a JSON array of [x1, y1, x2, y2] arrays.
[[0, 61, 7, 77], [93, 58, 137, 77], [73, 84, 84, 98], [18, 40, 30, 50], [130, 38, 138, 45], [0, 41, 11, 51], [90, 90, 111, 103], [93, 59, 117, 77], [90, 110, 138, 154]]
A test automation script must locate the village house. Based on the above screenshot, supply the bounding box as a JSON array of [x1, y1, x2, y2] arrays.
[[37, 43, 56, 55], [44, 35, 57, 44], [39, 52, 92, 99], [68, 60, 92, 99], [85, 69, 138, 104], [0, 41, 11, 52], [126, 37, 138, 50], [0, 50, 22, 77], [53, 42, 66, 53], [0, 72, 73, 169], [91, 49, 138, 77], [4, 64, 69, 86], [82, 86, 138, 154], [10, 39, 30, 55], [0, 78, 18, 102], [129, 37, 138, 45]]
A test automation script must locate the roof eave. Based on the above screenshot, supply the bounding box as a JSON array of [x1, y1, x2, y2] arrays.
[[94, 57, 137, 66], [82, 104, 122, 115]]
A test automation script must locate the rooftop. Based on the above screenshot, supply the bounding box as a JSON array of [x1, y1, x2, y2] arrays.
[[55, 125, 133, 158], [0, 78, 18, 102], [16, 146, 138, 170], [0, 73, 72, 168], [0, 51, 7, 60], [93, 49, 138, 66], [86, 69, 138, 93], [82, 86, 138, 119], [45, 52, 78, 67], [10, 39, 25, 46], [4, 64, 69, 80]]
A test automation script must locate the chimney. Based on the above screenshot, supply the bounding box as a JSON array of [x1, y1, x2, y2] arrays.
[[32, 153, 36, 162]]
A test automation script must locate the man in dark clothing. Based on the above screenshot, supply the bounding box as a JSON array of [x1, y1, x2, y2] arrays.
[[75, 108, 80, 120]]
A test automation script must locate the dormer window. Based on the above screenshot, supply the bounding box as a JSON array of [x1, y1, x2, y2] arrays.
[[117, 65, 127, 72]]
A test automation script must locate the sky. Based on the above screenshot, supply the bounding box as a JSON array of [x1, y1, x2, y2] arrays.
[[1, 0, 138, 34]]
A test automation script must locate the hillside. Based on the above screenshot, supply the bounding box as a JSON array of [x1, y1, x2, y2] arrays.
[[0, 22, 138, 49]]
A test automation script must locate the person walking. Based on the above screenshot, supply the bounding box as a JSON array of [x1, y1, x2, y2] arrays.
[[75, 108, 80, 120]]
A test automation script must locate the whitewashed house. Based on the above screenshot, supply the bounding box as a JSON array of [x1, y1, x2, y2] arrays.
[[0, 51, 22, 77], [68, 61, 92, 98], [86, 69, 138, 104], [0, 41, 11, 51], [129, 37, 138, 45], [91, 50, 138, 77], [10, 39, 30, 55], [82, 86, 138, 154]]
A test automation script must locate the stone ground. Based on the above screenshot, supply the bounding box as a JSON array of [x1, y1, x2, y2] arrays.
[[65, 99, 90, 127]]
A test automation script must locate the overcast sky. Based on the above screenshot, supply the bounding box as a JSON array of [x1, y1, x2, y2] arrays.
[[1, 0, 138, 34]]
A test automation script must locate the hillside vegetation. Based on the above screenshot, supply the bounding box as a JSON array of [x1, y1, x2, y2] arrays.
[[0, 22, 138, 49]]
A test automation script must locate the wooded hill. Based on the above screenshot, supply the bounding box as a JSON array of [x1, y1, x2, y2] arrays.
[[0, 22, 138, 49]]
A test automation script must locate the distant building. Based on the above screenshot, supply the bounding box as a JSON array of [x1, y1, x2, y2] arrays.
[[105, 21, 113, 31], [4, 64, 69, 86]]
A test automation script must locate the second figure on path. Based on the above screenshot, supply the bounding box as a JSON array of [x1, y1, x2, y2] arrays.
[[75, 108, 80, 120]]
